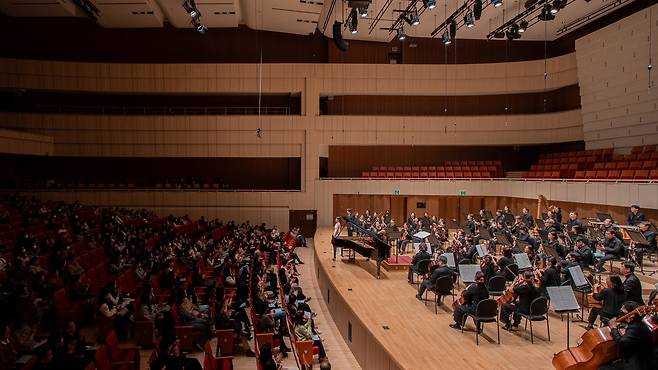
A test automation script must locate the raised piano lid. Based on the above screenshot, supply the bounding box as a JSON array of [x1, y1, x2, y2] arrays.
[[340, 216, 390, 247]]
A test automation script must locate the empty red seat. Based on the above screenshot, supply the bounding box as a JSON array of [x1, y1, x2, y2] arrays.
[[616, 162, 630, 169], [395, 172, 404, 178], [629, 161, 643, 169], [634, 169, 649, 179], [593, 163, 605, 170], [411, 172, 420, 178], [454, 171, 464, 178], [595, 170, 608, 179], [386, 171, 394, 178], [463, 171, 473, 177], [420, 166, 428, 171], [642, 160, 657, 169], [420, 171, 428, 177], [649, 169, 658, 179], [604, 162, 616, 170], [428, 166, 437, 171], [429, 171, 438, 177], [435, 171, 445, 177], [620, 170, 635, 179], [361, 171, 370, 177], [402, 171, 411, 177], [403, 166, 412, 171], [372, 166, 381, 171], [585, 170, 597, 178], [631, 146, 644, 154], [472, 171, 482, 177], [607, 170, 621, 179], [445, 171, 455, 178], [574, 171, 586, 179]]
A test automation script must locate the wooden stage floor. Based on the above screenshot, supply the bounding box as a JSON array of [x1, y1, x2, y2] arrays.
[[314, 227, 588, 370]]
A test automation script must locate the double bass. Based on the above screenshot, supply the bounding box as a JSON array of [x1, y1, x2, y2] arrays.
[[552, 304, 657, 370]]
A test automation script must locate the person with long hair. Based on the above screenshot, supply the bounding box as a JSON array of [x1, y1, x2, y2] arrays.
[[586, 274, 625, 330]]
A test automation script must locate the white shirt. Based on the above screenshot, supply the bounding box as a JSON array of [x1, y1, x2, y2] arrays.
[[333, 222, 342, 238]]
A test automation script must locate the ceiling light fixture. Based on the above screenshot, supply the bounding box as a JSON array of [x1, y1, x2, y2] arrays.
[[464, 12, 475, 28], [423, 0, 437, 10], [349, 8, 359, 33], [492, 0, 503, 8]]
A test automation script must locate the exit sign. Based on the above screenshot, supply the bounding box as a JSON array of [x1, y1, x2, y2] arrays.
[[459, 190, 467, 196], [393, 189, 400, 196]]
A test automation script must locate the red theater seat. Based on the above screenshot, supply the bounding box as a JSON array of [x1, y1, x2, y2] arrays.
[[634, 169, 649, 179], [607, 170, 621, 179], [595, 170, 608, 179], [574, 171, 586, 179], [620, 170, 635, 179]]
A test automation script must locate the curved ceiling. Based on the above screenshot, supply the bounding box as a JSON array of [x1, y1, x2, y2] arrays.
[[0, 0, 635, 41]]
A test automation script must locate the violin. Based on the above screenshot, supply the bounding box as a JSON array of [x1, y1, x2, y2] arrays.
[[552, 304, 658, 370]]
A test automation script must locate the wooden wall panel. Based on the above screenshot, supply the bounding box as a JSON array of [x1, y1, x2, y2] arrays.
[[0, 128, 53, 156], [333, 194, 658, 225], [576, 4, 658, 149]]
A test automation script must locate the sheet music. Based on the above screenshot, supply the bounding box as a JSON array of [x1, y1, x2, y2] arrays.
[[567, 265, 589, 289], [513, 253, 532, 270], [547, 286, 580, 312], [476, 244, 488, 257], [459, 264, 480, 283], [441, 253, 456, 268]]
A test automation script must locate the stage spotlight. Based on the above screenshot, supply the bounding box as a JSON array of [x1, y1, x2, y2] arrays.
[[518, 20, 528, 33], [397, 27, 406, 40], [423, 0, 436, 9], [359, 6, 368, 17], [492, 0, 503, 8], [349, 8, 358, 33], [442, 31, 452, 45], [464, 13, 475, 28], [506, 23, 521, 40], [538, 4, 555, 21], [405, 6, 420, 26]]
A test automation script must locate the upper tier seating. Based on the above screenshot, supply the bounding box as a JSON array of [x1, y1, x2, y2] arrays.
[[360, 161, 503, 179], [525, 145, 658, 180]]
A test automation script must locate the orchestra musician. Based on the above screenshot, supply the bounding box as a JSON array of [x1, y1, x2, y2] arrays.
[[574, 237, 594, 268], [561, 252, 582, 288], [449, 271, 489, 331], [621, 262, 644, 305], [416, 256, 456, 300], [595, 230, 625, 273], [500, 271, 541, 331], [600, 218, 624, 241], [545, 231, 566, 258], [602, 301, 655, 370], [480, 255, 496, 282], [630, 221, 656, 269], [540, 256, 561, 295], [567, 211, 584, 234], [521, 207, 535, 228], [585, 274, 625, 330], [496, 247, 514, 277], [626, 204, 646, 226], [407, 243, 431, 284], [465, 214, 477, 235], [494, 209, 505, 225]]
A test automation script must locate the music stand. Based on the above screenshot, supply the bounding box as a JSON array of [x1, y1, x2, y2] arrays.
[[495, 233, 512, 246], [535, 219, 546, 230], [649, 224, 658, 233], [543, 245, 561, 261], [459, 264, 480, 285], [441, 253, 456, 268], [513, 253, 532, 271], [567, 265, 590, 322], [476, 245, 488, 258], [547, 286, 580, 349], [627, 229, 649, 244], [597, 212, 613, 222], [388, 229, 402, 264], [479, 228, 493, 240]]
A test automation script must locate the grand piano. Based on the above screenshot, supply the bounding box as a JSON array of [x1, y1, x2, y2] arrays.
[[331, 216, 391, 279]]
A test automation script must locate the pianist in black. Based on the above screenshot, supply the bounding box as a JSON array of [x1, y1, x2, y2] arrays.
[[595, 230, 625, 272], [416, 256, 455, 300], [627, 204, 646, 226], [450, 271, 489, 330], [407, 243, 431, 284]]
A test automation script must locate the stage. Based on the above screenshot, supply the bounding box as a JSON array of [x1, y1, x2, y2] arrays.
[[314, 227, 587, 370]]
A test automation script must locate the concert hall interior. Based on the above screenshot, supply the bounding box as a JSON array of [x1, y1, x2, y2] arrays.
[[3, 0, 658, 369]]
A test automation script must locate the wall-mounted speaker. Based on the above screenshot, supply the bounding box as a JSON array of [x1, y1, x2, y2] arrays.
[[333, 21, 349, 52]]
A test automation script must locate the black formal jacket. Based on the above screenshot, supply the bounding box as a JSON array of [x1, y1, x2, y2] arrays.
[[412, 251, 431, 270], [592, 287, 625, 317], [542, 266, 561, 289], [514, 282, 540, 314], [623, 273, 645, 305], [627, 212, 646, 226], [610, 318, 654, 370], [603, 238, 625, 258], [428, 266, 455, 285], [464, 282, 489, 307], [521, 213, 535, 228]]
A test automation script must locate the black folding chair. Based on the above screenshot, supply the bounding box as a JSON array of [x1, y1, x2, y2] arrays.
[[518, 296, 550, 344], [461, 298, 500, 345], [411, 259, 431, 285], [486, 275, 506, 298], [426, 275, 455, 314]]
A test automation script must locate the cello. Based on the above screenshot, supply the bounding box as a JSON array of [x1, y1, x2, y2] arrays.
[[552, 304, 657, 370]]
